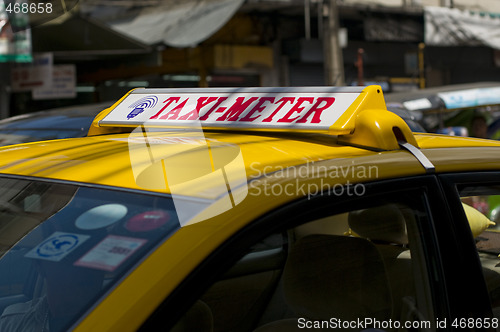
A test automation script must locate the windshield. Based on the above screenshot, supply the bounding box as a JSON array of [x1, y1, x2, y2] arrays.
[[0, 176, 179, 331]]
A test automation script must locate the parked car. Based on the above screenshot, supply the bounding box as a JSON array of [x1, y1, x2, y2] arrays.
[[0, 102, 112, 146], [385, 82, 500, 137], [0, 86, 498, 331]]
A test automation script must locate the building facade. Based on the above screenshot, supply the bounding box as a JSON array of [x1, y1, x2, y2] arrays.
[[2, 0, 500, 117]]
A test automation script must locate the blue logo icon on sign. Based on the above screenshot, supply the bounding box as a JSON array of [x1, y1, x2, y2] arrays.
[[127, 96, 158, 119]]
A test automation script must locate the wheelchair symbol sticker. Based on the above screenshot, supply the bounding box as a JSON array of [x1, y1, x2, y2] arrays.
[[25, 232, 90, 262]]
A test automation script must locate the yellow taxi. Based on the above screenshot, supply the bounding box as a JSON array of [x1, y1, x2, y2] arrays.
[[0, 86, 499, 332]]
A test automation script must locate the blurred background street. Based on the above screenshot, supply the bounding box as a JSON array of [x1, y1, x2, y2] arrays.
[[1, 0, 500, 135]]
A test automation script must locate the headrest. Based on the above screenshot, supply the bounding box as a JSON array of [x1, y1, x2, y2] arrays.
[[348, 204, 408, 245], [283, 234, 391, 321], [294, 213, 349, 239]]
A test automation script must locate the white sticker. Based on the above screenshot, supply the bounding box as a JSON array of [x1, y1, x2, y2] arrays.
[[75, 204, 128, 230], [74, 235, 147, 272], [25, 232, 90, 262]]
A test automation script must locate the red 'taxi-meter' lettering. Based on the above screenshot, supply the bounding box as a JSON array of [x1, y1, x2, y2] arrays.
[[159, 98, 188, 120], [296, 97, 335, 124], [178, 97, 218, 121], [216, 97, 259, 122], [261, 97, 295, 123], [146, 95, 336, 125], [199, 97, 228, 120], [150, 97, 180, 120], [277, 97, 315, 123], [239, 97, 276, 122]]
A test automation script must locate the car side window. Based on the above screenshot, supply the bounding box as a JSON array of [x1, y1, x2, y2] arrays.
[[170, 192, 437, 332], [457, 185, 500, 319]]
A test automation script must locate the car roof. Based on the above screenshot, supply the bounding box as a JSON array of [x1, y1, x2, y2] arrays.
[[0, 129, 499, 197], [0, 130, 377, 195]]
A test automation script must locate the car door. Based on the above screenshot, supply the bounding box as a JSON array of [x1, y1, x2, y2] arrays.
[[141, 175, 466, 331]]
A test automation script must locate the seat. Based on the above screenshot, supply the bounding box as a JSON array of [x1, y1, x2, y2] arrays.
[[348, 204, 408, 246], [348, 204, 415, 322], [254, 234, 392, 331], [348, 204, 410, 265], [170, 300, 214, 332]]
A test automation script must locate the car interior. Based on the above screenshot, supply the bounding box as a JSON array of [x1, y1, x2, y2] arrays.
[[171, 203, 431, 332]]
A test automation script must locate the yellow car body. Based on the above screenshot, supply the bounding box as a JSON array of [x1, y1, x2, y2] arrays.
[[0, 86, 499, 331]]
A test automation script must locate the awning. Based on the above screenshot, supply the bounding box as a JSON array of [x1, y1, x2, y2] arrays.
[[95, 0, 245, 48], [424, 6, 500, 49], [364, 16, 422, 42], [31, 13, 151, 58]]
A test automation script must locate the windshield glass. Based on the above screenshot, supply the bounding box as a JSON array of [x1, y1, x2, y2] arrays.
[[0, 176, 179, 331]]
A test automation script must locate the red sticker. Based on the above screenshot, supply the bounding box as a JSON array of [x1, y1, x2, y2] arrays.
[[125, 210, 170, 232]]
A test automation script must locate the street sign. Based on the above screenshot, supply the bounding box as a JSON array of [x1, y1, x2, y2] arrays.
[[33, 64, 76, 100], [11, 52, 52, 92]]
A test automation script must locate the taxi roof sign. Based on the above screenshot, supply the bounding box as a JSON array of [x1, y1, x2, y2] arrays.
[[95, 86, 384, 135], [89, 85, 418, 151]]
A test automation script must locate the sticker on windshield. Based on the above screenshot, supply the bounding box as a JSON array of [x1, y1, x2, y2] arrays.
[[125, 210, 170, 232], [75, 204, 128, 230], [74, 235, 147, 272], [25, 232, 90, 262]]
